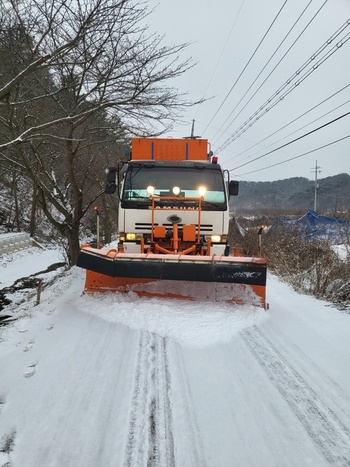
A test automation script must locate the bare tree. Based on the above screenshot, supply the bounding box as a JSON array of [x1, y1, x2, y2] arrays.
[[0, 0, 198, 264], [0, 0, 195, 146]]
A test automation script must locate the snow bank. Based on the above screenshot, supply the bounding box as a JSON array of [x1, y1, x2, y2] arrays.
[[0, 247, 65, 289], [78, 291, 268, 348]]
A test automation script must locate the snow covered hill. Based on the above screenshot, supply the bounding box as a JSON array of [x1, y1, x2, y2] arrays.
[[1, 247, 350, 466]]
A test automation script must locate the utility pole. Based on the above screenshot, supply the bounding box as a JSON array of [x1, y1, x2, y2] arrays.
[[311, 161, 321, 212]]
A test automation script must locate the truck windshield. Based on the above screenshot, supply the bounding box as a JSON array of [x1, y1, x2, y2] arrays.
[[121, 165, 227, 210]]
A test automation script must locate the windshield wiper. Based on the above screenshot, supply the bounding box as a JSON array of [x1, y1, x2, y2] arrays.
[[125, 195, 150, 201], [201, 200, 221, 207]]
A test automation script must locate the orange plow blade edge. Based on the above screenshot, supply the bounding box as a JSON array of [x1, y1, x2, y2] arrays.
[[77, 247, 268, 308]]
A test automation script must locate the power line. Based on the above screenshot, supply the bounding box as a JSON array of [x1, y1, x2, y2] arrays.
[[216, 18, 350, 154], [229, 108, 350, 172], [235, 133, 350, 177], [193, 0, 246, 120], [202, 0, 289, 135], [265, 97, 350, 151], [212, 0, 320, 146], [225, 81, 350, 165]]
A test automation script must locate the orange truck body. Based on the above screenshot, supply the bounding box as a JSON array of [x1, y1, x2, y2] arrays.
[[77, 137, 268, 308], [131, 138, 209, 161]]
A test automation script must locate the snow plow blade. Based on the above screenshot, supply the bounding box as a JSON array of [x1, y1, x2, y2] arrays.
[[77, 247, 267, 308]]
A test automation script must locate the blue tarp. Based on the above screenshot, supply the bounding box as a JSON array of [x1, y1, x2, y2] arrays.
[[276, 210, 350, 240]]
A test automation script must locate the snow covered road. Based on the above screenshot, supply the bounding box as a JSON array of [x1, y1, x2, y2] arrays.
[[1, 262, 350, 466]]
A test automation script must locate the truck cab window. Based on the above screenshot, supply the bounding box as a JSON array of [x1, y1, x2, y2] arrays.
[[122, 166, 226, 209]]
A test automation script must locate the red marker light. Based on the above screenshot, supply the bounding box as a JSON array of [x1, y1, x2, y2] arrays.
[[211, 156, 218, 164]]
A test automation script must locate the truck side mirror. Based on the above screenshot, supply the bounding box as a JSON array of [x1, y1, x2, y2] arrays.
[[105, 167, 118, 194], [229, 180, 239, 197]]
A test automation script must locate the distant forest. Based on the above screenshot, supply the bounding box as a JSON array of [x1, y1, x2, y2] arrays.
[[231, 173, 350, 217]]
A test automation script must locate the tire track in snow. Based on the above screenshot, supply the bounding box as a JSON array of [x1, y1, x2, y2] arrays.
[[243, 326, 350, 466], [0, 395, 5, 415], [153, 334, 175, 467], [172, 345, 208, 467], [123, 332, 175, 467]]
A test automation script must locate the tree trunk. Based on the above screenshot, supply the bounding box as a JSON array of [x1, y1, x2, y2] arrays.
[[65, 224, 81, 266], [30, 183, 39, 237], [12, 169, 21, 231]]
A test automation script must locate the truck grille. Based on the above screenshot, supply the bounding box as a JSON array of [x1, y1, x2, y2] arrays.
[[135, 222, 213, 233]]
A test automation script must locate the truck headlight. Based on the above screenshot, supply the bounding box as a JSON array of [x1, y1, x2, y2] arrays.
[[172, 186, 181, 195], [198, 185, 207, 197], [147, 185, 155, 195]]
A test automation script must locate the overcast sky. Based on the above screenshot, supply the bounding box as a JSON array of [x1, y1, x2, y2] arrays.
[[145, 0, 350, 182]]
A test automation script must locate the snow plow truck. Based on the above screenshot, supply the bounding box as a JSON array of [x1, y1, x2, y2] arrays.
[[77, 138, 267, 308]]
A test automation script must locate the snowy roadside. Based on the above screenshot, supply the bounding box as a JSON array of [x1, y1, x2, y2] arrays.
[[1, 246, 350, 465], [0, 246, 66, 318]]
